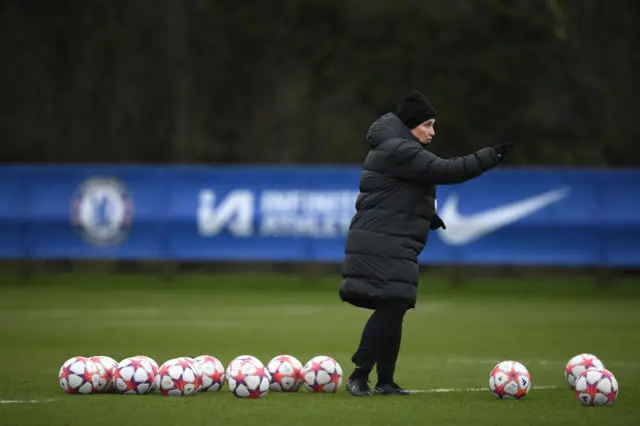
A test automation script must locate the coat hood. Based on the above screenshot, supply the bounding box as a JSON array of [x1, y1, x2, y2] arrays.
[[366, 112, 419, 147]]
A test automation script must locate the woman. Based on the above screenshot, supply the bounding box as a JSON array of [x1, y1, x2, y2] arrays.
[[339, 90, 513, 396]]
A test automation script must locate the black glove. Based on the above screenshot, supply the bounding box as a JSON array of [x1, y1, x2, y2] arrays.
[[430, 213, 447, 230], [492, 142, 514, 161]]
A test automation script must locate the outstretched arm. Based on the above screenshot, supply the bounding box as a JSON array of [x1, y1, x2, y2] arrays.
[[391, 141, 501, 185]]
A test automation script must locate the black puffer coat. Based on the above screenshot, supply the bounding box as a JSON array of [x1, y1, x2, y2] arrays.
[[339, 113, 500, 310]]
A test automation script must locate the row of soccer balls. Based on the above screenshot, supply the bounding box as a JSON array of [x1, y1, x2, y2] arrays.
[[59, 354, 342, 398], [489, 353, 619, 407]]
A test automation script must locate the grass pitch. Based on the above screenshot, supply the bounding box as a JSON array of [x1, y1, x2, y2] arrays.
[[0, 272, 639, 426]]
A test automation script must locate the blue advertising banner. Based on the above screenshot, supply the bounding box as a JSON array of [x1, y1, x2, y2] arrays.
[[0, 165, 638, 266]]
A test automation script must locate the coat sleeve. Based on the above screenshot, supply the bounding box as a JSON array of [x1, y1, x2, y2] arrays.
[[390, 141, 499, 185]]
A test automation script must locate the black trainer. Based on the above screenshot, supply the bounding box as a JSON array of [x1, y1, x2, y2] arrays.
[[373, 382, 411, 395], [346, 377, 373, 397]]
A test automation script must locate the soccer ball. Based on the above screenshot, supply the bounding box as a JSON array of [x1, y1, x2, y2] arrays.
[[302, 355, 343, 393], [267, 355, 303, 392], [89, 356, 118, 393], [113, 357, 156, 395], [156, 358, 199, 396], [134, 355, 159, 390], [58, 356, 100, 394], [575, 368, 618, 406], [194, 355, 226, 392], [227, 358, 271, 398], [489, 360, 531, 399], [565, 353, 605, 389]]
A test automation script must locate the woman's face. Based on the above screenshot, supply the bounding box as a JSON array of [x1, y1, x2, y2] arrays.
[[411, 119, 436, 144]]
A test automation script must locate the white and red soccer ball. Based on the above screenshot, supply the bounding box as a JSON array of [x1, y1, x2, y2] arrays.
[[58, 357, 100, 394], [88, 356, 118, 393], [574, 367, 618, 406], [489, 360, 531, 399], [267, 355, 303, 392], [156, 358, 199, 396], [227, 357, 271, 398], [195, 355, 226, 392], [302, 355, 343, 393], [565, 353, 605, 389], [113, 356, 156, 395]]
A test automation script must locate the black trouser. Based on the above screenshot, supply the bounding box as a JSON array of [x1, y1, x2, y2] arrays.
[[351, 300, 408, 385]]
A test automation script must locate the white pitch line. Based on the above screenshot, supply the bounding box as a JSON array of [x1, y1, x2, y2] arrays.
[[0, 399, 56, 404], [407, 385, 558, 394]]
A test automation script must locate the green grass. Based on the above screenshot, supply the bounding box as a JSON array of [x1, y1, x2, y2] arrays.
[[1, 272, 639, 425]]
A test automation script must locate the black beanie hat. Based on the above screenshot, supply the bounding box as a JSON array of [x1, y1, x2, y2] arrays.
[[396, 90, 437, 129]]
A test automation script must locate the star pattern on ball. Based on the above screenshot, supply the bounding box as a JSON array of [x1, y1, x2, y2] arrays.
[[173, 376, 187, 393], [82, 365, 97, 385], [176, 358, 193, 369], [272, 371, 288, 385], [255, 367, 270, 380], [507, 366, 528, 398], [505, 366, 520, 383], [211, 369, 223, 382], [329, 371, 341, 387], [116, 371, 140, 393], [310, 360, 324, 373], [59, 366, 71, 382], [582, 380, 599, 401], [565, 364, 574, 376], [580, 355, 596, 369], [128, 358, 147, 372], [231, 364, 249, 384]]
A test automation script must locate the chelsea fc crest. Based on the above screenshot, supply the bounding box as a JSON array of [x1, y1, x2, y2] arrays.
[[70, 177, 134, 246]]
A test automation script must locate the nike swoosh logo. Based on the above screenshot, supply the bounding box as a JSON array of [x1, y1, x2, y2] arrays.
[[437, 187, 571, 245]]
